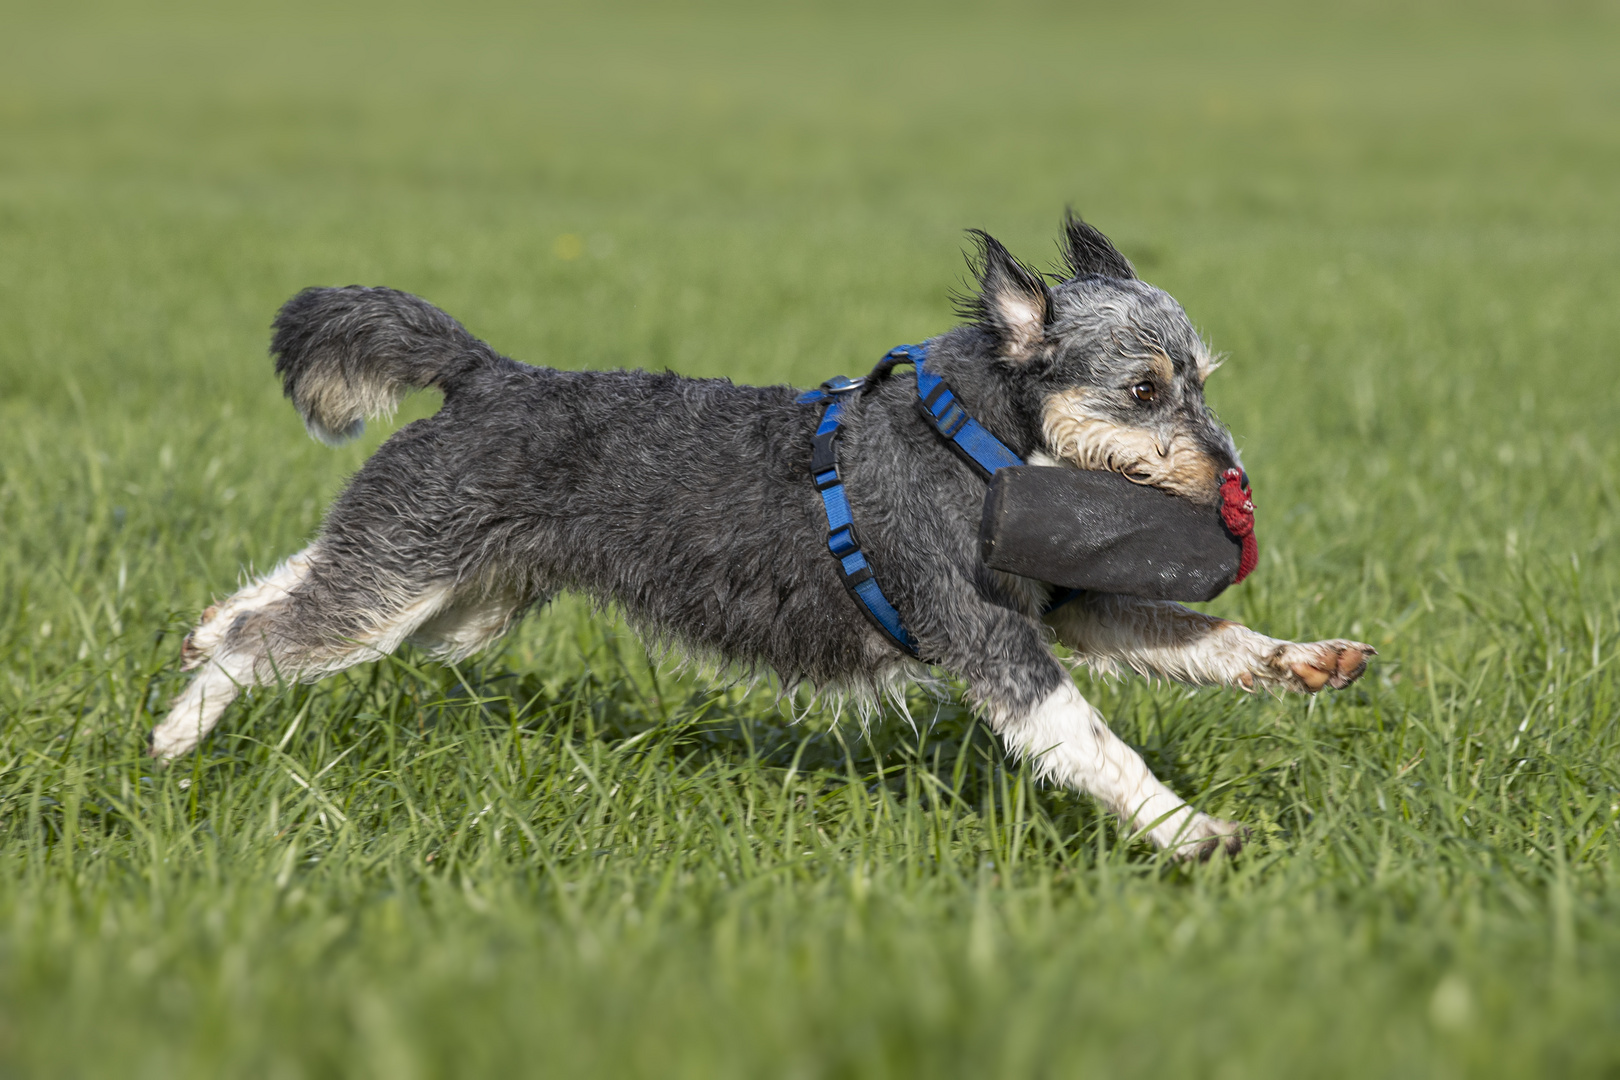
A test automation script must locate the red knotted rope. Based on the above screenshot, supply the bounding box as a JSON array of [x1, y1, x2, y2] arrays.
[[1219, 468, 1258, 584]]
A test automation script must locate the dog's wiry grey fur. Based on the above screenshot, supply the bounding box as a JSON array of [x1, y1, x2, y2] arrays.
[[156, 214, 1373, 859]]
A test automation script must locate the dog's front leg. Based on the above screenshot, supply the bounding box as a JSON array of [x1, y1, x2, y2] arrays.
[[979, 673, 1244, 859], [1046, 593, 1375, 693]]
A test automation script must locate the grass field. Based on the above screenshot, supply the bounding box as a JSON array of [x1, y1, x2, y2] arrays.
[[4, 1, 1620, 1075]]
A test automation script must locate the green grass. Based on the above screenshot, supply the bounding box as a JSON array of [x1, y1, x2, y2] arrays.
[[4, 0, 1620, 1074]]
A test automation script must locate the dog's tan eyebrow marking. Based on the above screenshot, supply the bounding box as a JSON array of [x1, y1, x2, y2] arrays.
[[1149, 352, 1174, 385]]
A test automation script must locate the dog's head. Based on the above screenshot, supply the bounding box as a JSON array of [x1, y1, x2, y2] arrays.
[[954, 213, 1239, 505]]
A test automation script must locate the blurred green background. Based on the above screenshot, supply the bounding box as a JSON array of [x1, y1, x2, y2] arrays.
[[3, 1, 1620, 1076]]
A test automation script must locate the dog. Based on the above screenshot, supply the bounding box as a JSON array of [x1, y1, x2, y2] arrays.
[[153, 213, 1372, 859]]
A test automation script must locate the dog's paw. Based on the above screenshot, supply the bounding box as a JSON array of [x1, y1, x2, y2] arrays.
[[178, 605, 220, 672], [1268, 639, 1375, 693], [1168, 814, 1248, 862], [148, 716, 192, 762], [179, 631, 205, 671]]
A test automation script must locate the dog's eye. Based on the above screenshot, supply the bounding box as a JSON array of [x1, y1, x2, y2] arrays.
[[1130, 382, 1157, 403]]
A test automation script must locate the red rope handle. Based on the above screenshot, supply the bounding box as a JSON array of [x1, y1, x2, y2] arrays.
[[1219, 468, 1258, 584]]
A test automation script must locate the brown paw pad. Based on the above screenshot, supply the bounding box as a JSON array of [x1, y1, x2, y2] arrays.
[[1288, 641, 1376, 692], [1291, 661, 1333, 692], [1332, 650, 1363, 686], [1325, 642, 1376, 688]]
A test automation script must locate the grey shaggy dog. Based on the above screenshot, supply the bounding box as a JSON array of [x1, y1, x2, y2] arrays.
[[155, 214, 1373, 859]]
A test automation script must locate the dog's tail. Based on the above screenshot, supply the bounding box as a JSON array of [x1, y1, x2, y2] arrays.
[[271, 286, 501, 445]]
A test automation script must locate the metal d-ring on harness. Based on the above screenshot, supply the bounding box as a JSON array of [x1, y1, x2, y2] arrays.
[[800, 342, 1067, 658]]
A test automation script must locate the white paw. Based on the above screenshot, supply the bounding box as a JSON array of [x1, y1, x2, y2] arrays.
[[1265, 639, 1375, 693], [149, 715, 203, 761], [1164, 813, 1247, 861]]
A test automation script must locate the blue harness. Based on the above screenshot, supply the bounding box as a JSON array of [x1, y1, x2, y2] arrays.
[[799, 343, 1069, 657]]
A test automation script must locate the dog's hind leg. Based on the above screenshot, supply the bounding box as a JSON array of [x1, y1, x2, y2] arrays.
[[1046, 593, 1374, 693], [407, 583, 538, 662], [152, 550, 458, 760], [177, 546, 322, 674], [155, 547, 324, 758]]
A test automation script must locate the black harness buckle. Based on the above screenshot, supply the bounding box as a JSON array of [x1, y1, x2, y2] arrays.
[[810, 429, 840, 476]]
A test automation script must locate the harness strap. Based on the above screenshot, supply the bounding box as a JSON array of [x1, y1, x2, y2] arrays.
[[915, 371, 1025, 479], [880, 347, 1080, 615], [801, 376, 918, 656], [880, 351, 1080, 613], [801, 347, 1080, 658], [867, 344, 1025, 478]]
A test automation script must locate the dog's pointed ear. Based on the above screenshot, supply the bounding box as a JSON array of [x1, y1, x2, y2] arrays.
[[1060, 209, 1135, 281], [960, 230, 1052, 358]]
